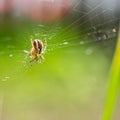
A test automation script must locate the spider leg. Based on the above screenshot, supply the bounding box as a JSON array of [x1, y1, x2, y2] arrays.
[[37, 54, 44, 63], [29, 57, 38, 63], [30, 35, 33, 46], [43, 37, 47, 53], [23, 50, 30, 55], [40, 55, 44, 60]]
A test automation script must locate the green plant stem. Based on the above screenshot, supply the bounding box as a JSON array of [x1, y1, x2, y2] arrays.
[[102, 30, 120, 120]]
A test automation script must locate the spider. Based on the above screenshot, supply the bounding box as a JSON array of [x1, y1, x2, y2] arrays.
[[24, 36, 47, 63]]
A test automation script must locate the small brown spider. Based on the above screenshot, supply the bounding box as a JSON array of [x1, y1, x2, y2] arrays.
[[24, 36, 47, 63]]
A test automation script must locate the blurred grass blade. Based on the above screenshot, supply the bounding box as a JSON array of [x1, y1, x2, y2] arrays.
[[102, 28, 120, 120]]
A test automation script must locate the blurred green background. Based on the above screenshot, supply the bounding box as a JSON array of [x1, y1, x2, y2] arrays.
[[0, 12, 119, 120]]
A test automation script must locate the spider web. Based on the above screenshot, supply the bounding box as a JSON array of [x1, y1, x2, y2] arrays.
[[0, 1, 119, 120], [28, 0, 118, 54], [50, 0, 118, 47], [0, 0, 118, 82], [0, 3, 118, 56]]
